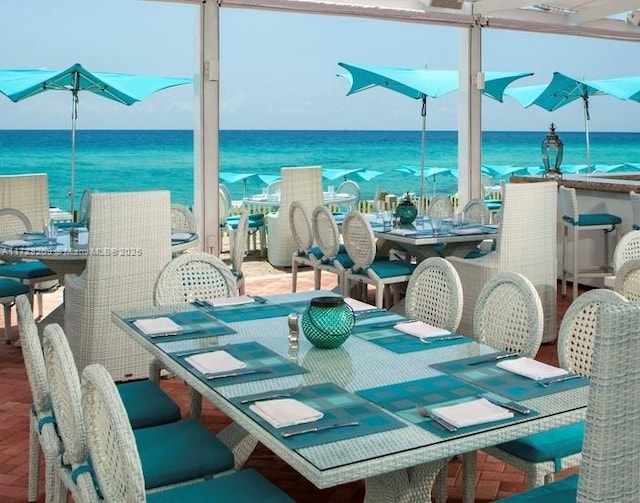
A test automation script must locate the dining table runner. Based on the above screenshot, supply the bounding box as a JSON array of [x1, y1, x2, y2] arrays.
[[232, 382, 407, 450], [431, 353, 589, 401], [357, 374, 538, 439], [126, 309, 237, 342], [199, 299, 310, 323], [174, 341, 308, 387]]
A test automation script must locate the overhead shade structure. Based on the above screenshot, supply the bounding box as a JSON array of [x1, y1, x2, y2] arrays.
[[0, 63, 192, 215], [338, 63, 533, 209]]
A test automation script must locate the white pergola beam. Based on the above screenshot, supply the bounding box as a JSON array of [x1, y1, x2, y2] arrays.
[[570, 0, 640, 25], [472, 0, 533, 16]]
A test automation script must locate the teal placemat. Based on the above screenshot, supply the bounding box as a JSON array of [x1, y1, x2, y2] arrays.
[[126, 310, 237, 342], [175, 341, 307, 387], [431, 354, 589, 401], [233, 382, 407, 450], [357, 375, 537, 439], [352, 319, 473, 354], [200, 300, 309, 323]]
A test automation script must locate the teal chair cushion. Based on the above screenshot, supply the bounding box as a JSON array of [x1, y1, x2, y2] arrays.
[[485, 199, 502, 210], [634, 224, 639, 230], [134, 419, 234, 489], [368, 259, 416, 278], [498, 473, 578, 502], [497, 422, 584, 471], [147, 469, 294, 503], [564, 213, 622, 227], [227, 213, 264, 222], [333, 253, 354, 268], [0, 278, 30, 298], [117, 380, 181, 430], [0, 261, 56, 279]]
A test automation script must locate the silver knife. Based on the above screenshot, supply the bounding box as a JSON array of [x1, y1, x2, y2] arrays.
[[479, 394, 530, 415], [174, 344, 230, 357], [149, 328, 204, 338], [468, 352, 519, 366], [428, 413, 458, 432], [205, 368, 273, 380], [537, 374, 581, 388], [419, 334, 464, 345], [281, 421, 360, 438]]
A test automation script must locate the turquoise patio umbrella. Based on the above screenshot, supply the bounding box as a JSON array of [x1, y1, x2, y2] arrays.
[[338, 63, 533, 208], [0, 63, 192, 215]]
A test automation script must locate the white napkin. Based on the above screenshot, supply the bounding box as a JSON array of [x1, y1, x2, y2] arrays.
[[388, 228, 417, 236], [344, 297, 377, 312], [133, 317, 181, 335], [431, 398, 513, 428], [171, 232, 193, 240], [394, 320, 450, 338], [2, 239, 31, 247], [249, 398, 323, 428], [205, 295, 255, 307], [497, 357, 568, 381], [185, 350, 246, 375]]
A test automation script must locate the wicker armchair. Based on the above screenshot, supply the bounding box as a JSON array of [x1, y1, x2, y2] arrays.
[[80, 363, 294, 502], [290, 201, 321, 292], [64, 191, 172, 381], [265, 166, 323, 267], [342, 210, 416, 308], [614, 258, 640, 301], [498, 301, 640, 502], [404, 257, 463, 333], [484, 289, 626, 490], [612, 229, 640, 273], [448, 181, 558, 343]]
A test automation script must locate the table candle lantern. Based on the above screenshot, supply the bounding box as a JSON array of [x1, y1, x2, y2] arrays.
[[301, 296, 355, 349]]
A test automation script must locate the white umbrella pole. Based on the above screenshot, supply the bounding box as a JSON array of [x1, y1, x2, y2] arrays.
[[583, 95, 591, 177], [419, 96, 427, 213], [69, 74, 79, 219]]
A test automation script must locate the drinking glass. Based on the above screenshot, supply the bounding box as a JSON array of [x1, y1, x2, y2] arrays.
[[44, 219, 58, 244], [382, 211, 392, 232], [430, 217, 443, 236]]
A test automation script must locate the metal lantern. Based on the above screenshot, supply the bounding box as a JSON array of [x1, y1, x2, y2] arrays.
[[541, 123, 564, 178]]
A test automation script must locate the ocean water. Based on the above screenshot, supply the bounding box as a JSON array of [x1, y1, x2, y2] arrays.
[[1, 129, 640, 210]]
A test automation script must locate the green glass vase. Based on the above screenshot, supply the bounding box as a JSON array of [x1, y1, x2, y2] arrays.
[[301, 296, 355, 349]]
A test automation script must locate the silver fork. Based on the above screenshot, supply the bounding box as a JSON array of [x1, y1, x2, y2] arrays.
[[240, 384, 304, 404], [416, 405, 457, 432]]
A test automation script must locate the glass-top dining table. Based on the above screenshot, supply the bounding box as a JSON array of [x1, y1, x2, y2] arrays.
[[112, 290, 587, 503]]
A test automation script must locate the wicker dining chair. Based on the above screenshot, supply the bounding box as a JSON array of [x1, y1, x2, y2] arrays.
[[426, 194, 454, 219], [614, 257, 640, 301], [81, 363, 294, 503], [42, 324, 237, 502], [498, 301, 640, 502], [289, 201, 321, 292], [311, 204, 353, 295], [483, 289, 627, 491], [461, 198, 490, 226], [612, 229, 640, 273], [404, 257, 463, 333], [342, 210, 416, 309], [228, 210, 249, 295]]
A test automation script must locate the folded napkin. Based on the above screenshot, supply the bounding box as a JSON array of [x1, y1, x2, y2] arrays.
[[431, 398, 513, 428], [2, 239, 31, 247], [249, 398, 323, 428], [497, 357, 568, 381], [185, 350, 246, 375], [171, 232, 193, 241], [451, 227, 484, 235], [388, 228, 417, 236], [394, 320, 450, 338], [205, 295, 255, 307], [344, 297, 377, 312], [133, 317, 182, 335]]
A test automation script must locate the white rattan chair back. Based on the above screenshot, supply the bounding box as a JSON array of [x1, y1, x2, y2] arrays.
[[312, 205, 341, 260], [576, 301, 640, 501], [229, 211, 248, 278], [630, 191, 640, 229], [462, 199, 490, 225], [404, 257, 463, 333], [337, 180, 361, 210], [218, 187, 230, 225], [171, 204, 196, 232], [473, 272, 544, 358], [267, 180, 281, 196], [154, 252, 238, 305], [289, 201, 314, 253], [612, 229, 640, 273], [557, 289, 627, 377], [78, 189, 93, 227], [614, 258, 640, 301], [0, 207, 32, 234], [342, 211, 376, 270], [427, 194, 453, 219], [81, 363, 145, 502], [220, 184, 233, 214], [558, 185, 578, 222]]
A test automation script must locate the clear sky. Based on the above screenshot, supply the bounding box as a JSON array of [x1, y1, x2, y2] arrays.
[[1, 0, 639, 133]]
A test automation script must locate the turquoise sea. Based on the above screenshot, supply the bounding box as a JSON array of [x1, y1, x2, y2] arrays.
[[1, 129, 640, 210]]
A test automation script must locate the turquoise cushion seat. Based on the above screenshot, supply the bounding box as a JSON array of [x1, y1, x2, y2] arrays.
[[226, 218, 265, 230], [134, 419, 234, 489], [117, 379, 181, 430], [498, 474, 578, 502], [0, 278, 30, 298], [634, 224, 639, 230], [147, 469, 294, 503], [485, 199, 502, 210], [227, 213, 264, 222], [497, 423, 584, 471], [564, 213, 622, 227], [368, 259, 416, 278], [332, 253, 354, 268], [0, 261, 56, 279]]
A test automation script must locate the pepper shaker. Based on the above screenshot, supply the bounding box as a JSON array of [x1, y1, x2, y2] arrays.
[[287, 313, 300, 344]]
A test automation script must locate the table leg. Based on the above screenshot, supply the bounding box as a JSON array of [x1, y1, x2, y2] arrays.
[[363, 458, 447, 502]]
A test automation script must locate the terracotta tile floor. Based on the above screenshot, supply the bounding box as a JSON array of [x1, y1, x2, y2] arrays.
[[0, 258, 584, 502]]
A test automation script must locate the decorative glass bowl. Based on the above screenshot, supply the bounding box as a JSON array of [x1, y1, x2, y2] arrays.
[[301, 296, 355, 349]]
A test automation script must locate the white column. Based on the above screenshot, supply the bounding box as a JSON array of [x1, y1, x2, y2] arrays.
[[457, 21, 483, 207], [194, 2, 220, 255]]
